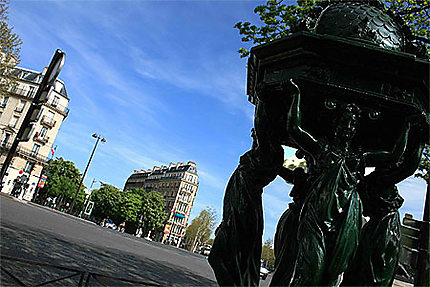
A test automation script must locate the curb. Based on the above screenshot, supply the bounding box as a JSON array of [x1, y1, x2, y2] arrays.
[[1, 193, 95, 225]]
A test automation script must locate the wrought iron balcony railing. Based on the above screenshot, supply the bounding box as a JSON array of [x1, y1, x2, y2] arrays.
[[41, 115, 56, 128], [0, 142, 48, 165], [46, 100, 69, 116], [9, 88, 69, 116], [10, 87, 36, 99], [33, 133, 50, 145]]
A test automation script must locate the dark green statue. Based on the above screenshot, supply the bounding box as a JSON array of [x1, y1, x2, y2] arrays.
[[342, 124, 426, 286], [209, 1, 429, 286], [271, 153, 309, 286], [208, 83, 288, 286], [285, 81, 411, 286]]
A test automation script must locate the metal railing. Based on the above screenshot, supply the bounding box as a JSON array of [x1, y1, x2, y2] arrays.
[[40, 115, 56, 128], [9, 87, 69, 116], [0, 142, 48, 165], [33, 134, 50, 144], [10, 87, 36, 99], [46, 101, 70, 116], [1, 255, 160, 286]]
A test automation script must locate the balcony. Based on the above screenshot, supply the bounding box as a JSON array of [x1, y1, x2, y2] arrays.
[[9, 88, 69, 117], [46, 101, 69, 117], [10, 87, 36, 99], [33, 133, 49, 145], [14, 105, 25, 113], [41, 116, 56, 128], [0, 142, 49, 166]]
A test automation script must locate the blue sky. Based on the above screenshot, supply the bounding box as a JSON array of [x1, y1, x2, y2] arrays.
[[10, 0, 427, 241]]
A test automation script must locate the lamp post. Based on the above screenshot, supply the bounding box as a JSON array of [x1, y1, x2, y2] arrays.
[[69, 133, 106, 214]]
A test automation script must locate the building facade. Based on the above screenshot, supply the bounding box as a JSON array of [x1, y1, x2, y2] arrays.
[[0, 66, 69, 201], [124, 161, 199, 246]]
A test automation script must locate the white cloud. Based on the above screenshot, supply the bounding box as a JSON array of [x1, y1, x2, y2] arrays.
[[398, 176, 427, 219]]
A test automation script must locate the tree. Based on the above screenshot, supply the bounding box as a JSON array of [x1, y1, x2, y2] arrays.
[[0, 0, 22, 95], [261, 238, 275, 269], [185, 207, 217, 252], [139, 190, 167, 237], [38, 157, 86, 210], [91, 187, 167, 235], [234, 0, 429, 58], [415, 145, 430, 181], [91, 184, 121, 221]]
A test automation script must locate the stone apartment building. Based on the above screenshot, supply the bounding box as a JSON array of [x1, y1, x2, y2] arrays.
[[0, 66, 69, 201], [124, 161, 199, 246]]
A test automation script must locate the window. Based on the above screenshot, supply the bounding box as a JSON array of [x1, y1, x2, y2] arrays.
[[1, 96, 9, 108], [30, 144, 40, 157], [39, 126, 47, 138], [10, 116, 19, 128], [27, 86, 36, 97], [46, 111, 55, 121], [51, 96, 60, 107], [23, 161, 34, 173], [16, 100, 26, 112], [1, 133, 10, 147]]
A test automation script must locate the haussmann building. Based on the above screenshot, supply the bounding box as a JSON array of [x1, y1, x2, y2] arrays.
[[124, 161, 199, 247], [0, 66, 69, 201]]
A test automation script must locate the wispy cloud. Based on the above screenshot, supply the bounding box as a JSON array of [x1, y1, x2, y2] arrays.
[[398, 176, 427, 219]]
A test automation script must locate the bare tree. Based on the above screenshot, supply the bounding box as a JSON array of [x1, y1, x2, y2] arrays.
[[185, 207, 217, 252]]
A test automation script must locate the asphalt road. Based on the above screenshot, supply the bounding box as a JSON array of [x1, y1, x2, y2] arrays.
[[0, 195, 273, 286], [0, 195, 218, 286]]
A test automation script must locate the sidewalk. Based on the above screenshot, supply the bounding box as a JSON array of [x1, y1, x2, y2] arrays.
[[0, 192, 96, 225]]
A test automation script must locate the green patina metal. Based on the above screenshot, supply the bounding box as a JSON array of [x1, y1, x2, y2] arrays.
[[209, 1, 429, 286]]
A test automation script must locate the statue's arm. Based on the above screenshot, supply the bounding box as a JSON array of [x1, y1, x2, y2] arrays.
[[364, 119, 411, 167], [278, 166, 296, 184], [380, 124, 426, 184], [286, 79, 320, 156]]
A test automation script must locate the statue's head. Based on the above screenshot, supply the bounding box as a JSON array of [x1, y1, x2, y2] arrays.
[[334, 103, 361, 141]]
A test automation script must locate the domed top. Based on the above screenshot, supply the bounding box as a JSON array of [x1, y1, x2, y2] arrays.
[[314, 2, 404, 51]]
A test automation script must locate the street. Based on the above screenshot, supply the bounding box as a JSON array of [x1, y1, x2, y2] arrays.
[[0, 195, 272, 286], [0, 195, 217, 286]]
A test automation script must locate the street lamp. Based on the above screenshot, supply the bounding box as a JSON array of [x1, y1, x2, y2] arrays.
[[69, 133, 106, 214]]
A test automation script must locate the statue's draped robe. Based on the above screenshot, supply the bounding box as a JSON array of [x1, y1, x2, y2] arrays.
[[342, 174, 404, 286], [271, 168, 308, 286], [291, 144, 363, 286], [209, 97, 285, 286]]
